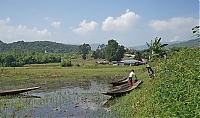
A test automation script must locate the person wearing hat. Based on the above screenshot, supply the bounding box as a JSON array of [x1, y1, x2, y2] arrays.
[[146, 65, 154, 78], [128, 69, 137, 85]]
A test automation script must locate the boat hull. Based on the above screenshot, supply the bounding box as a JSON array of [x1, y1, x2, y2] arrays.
[[0, 87, 40, 96], [102, 80, 142, 97], [110, 78, 129, 86]]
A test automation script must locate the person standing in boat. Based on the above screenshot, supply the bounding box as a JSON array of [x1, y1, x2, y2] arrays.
[[128, 69, 137, 85]]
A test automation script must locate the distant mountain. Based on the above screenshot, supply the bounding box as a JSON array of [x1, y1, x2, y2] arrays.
[[132, 44, 148, 50], [132, 42, 177, 50], [133, 39, 199, 50], [0, 40, 80, 53], [0, 40, 5, 44], [167, 38, 200, 48]]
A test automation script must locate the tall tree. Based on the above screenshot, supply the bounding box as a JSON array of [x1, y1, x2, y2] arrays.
[[79, 43, 91, 60], [5, 54, 15, 67], [105, 39, 125, 62], [116, 45, 125, 61], [92, 44, 106, 59]]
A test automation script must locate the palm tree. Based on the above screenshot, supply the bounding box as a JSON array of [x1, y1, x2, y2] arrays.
[[146, 37, 168, 60]]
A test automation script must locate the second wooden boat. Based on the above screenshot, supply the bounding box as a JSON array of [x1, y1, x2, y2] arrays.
[[0, 86, 40, 96], [110, 77, 129, 86]]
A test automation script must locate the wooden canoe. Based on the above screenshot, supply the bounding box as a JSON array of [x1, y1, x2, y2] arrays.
[[0, 86, 40, 96], [110, 77, 129, 86], [102, 80, 142, 97]]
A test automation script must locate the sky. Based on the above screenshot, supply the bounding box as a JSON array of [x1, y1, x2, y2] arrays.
[[0, 0, 199, 47]]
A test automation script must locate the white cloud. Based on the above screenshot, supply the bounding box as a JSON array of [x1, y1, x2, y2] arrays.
[[149, 17, 198, 32], [149, 17, 199, 42], [73, 20, 98, 35], [52, 21, 61, 28], [0, 17, 10, 24], [102, 9, 140, 32], [199, 19, 200, 26], [0, 17, 51, 43]]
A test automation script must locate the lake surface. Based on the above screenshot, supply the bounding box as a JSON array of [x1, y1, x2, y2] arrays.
[[0, 79, 118, 117]]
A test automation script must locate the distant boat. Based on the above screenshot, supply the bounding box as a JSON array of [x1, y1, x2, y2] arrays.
[[102, 80, 142, 97], [0, 86, 40, 96]]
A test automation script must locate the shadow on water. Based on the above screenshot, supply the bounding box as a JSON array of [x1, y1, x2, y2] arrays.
[[0, 78, 119, 117]]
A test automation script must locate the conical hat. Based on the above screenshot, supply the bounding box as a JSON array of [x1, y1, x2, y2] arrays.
[[146, 65, 151, 68]]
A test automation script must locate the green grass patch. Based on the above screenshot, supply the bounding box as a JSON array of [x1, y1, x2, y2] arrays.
[[0, 64, 142, 90]]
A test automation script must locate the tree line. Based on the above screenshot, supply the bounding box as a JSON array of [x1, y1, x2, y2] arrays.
[[0, 49, 61, 67], [0, 37, 195, 67], [79, 38, 168, 62]]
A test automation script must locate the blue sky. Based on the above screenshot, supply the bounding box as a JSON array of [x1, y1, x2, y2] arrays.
[[0, 0, 199, 47]]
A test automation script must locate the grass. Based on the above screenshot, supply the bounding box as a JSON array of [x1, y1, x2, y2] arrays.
[[111, 47, 200, 118], [0, 63, 143, 88]]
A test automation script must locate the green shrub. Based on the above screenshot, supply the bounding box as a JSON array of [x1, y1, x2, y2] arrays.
[[61, 59, 73, 67]]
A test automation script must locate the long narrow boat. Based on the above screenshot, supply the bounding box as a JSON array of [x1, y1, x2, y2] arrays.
[[102, 80, 142, 97], [0, 86, 40, 96], [110, 77, 129, 86]]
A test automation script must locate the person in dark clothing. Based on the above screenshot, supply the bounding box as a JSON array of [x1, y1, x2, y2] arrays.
[[146, 65, 154, 78]]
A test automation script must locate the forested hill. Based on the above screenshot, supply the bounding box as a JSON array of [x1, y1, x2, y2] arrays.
[[0, 40, 80, 53], [133, 38, 200, 50], [167, 38, 200, 48]]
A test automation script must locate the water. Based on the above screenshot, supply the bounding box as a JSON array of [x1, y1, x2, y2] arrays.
[[0, 80, 117, 117]]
